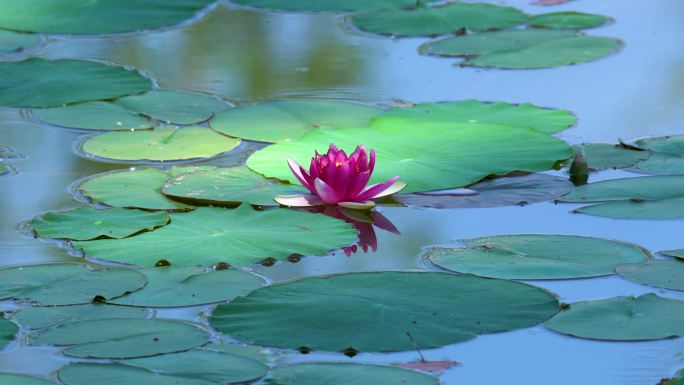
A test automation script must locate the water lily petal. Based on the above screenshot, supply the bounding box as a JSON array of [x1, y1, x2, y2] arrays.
[[371, 181, 407, 199], [346, 170, 372, 199], [338, 200, 376, 210], [314, 178, 341, 203], [288, 158, 315, 193], [275, 194, 325, 207], [356, 176, 400, 201], [367, 148, 376, 173]]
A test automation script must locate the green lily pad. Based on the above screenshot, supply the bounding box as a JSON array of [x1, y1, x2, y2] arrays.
[[76, 167, 213, 210], [247, 121, 573, 193], [426, 235, 648, 280], [210, 100, 381, 143], [545, 294, 684, 341], [630, 153, 684, 175], [636, 135, 684, 155], [202, 342, 267, 363], [616, 259, 684, 291], [0, 164, 10, 176], [115, 90, 229, 125], [529, 12, 610, 29], [28, 207, 170, 240], [81, 126, 241, 162], [573, 143, 649, 171], [0, 373, 55, 385], [109, 266, 263, 307], [575, 197, 684, 220], [0, 0, 214, 35], [0, 318, 17, 350], [270, 363, 438, 385], [231, 0, 416, 12], [372, 100, 575, 134], [32, 101, 153, 131], [0, 58, 151, 108], [424, 29, 621, 69], [0, 264, 147, 306], [72, 206, 357, 267], [559, 175, 684, 202], [210, 272, 559, 352], [661, 249, 684, 260], [31, 318, 209, 358], [351, 3, 526, 37], [0, 30, 41, 55], [11, 304, 148, 329], [162, 167, 308, 207]]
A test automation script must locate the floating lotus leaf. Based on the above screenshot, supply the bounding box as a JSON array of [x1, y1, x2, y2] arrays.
[[81, 126, 241, 162], [545, 294, 684, 340], [661, 249, 684, 260], [529, 12, 609, 29], [427, 235, 648, 280], [210, 272, 559, 352], [372, 100, 575, 134], [12, 304, 148, 329], [31, 318, 209, 358], [109, 266, 263, 307], [397, 173, 572, 208], [0, 373, 55, 385], [0, 318, 17, 350], [424, 29, 621, 69], [573, 143, 648, 171], [616, 259, 684, 291], [247, 122, 572, 193], [116, 90, 230, 125], [0, 164, 10, 176], [72, 206, 357, 267], [351, 3, 526, 37], [0, 58, 151, 108], [210, 100, 381, 143], [270, 363, 438, 385], [28, 207, 170, 240], [0, 0, 214, 34], [162, 167, 308, 206], [575, 197, 684, 220], [0, 30, 41, 55], [559, 176, 684, 202], [0, 264, 147, 306], [202, 342, 267, 363], [32, 102, 153, 131], [636, 135, 684, 155], [230, 0, 417, 12], [629, 153, 684, 175], [76, 167, 213, 210]]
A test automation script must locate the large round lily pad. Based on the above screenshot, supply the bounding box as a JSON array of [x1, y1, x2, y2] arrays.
[[231, 0, 416, 12], [0, 0, 214, 35], [210, 272, 559, 352], [0, 264, 147, 306], [545, 294, 684, 341], [109, 266, 263, 307], [575, 197, 684, 220], [616, 259, 684, 291], [0, 30, 41, 55], [559, 175, 684, 202], [0, 318, 17, 350], [31, 318, 209, 358], [573, 143, 649, 171], [12, 304, 148, 329], [372, 100, 575, 134], [72, 206, 357, 267], [351, 3, 526, 37], [32, 102, 153, 131], [115, 90, 229, 125], [162, 167, 307, 206], [210, 100, 381, 143], [424, 29, 621, 69], [0, 58, 151, 108], [247, 121, 573, 193], [529, 12, 609, 29], [0, 373, 55, 385], [270, 363, 438, 385], [427, 235, 648, 280], [28, 207, 170, 240], [80, 126, 241, 162]]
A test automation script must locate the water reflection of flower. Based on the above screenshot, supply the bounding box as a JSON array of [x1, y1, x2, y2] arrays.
[[318, 206, 400, 256]]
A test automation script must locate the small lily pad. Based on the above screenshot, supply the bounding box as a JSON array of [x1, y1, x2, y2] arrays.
[[80, 126, 241, 162], [616, 259, 684, 291], [230, 0, 417, 12], [575, 197, 684, 220], [0, 264, 147, 306], [270, 363, 438, 385], [109, 266, 263, 308], [0, 164, 10, 176], [559, 175, 684, 202], [573, 143, 649, 171], [0, 145, 22, 160], [0, 373, 55, 385], [12, 304, 149, 329], [661, 249, 684, 260], [32, 102, 153, 131], [427, 234, 648, 280], [636, 135, 684, 155], [28, 207, 170, 240], [162, 167, 308, 206], [31, 318, 209, 358], [630, 153, 684, 175], [210, 99, 381, 143], [545, 293, 684, 341], [115, 90, 230, 125], [0, 30, 41, 55], [0, 318, 17, 350], [529, 12, 609, 29]]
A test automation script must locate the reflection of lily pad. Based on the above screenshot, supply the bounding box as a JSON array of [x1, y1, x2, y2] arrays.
[[0, 58, 151, 108], [109, 266, 263, 308], [162, 167, 307, 206], [351, 3, 526, 37], [424, 29, 621, 69], [573, 143, 648, 171], [0, 264, 147, 306], [560, 175, 684, 202], [247, 122, 572, 193], [545, 294, 684, 341], [529, 12, 609, 29], [0, 30, 41, 55], [0, 0, 214, 35], [73, 206, 357, 267], [12, 304, 148, 329], [630, 153, 684, 175], [32, 102, 153, 131], [427, 235, 648, 280], [210, 100, 381, 143], [373, 100, 575, 134], [0, 373, 55, 385], [116, 90, 229, 125], [270, 363, 438, 385], [28, 207, 170, 240], [0, 318, 17, 350], [81, 126, 241, 162], [211, 272, 558, 352], [231, 0, 416, 12], [31, 318, 209, 358], [616, 259, 684, 291]]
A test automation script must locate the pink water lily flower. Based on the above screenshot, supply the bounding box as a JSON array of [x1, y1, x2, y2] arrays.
[[275, 144, 406, 209]]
